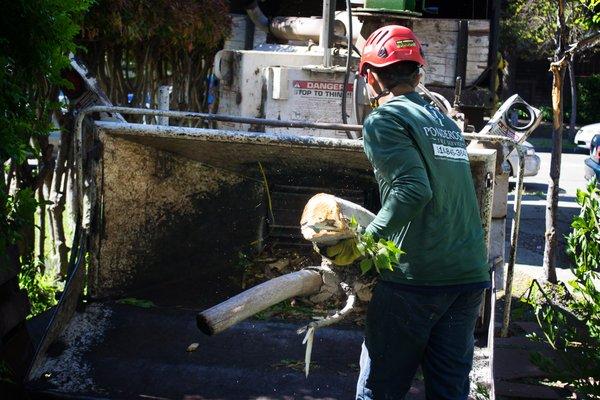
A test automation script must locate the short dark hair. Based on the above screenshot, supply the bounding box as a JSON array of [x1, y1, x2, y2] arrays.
[[371, 61, 420, 90]]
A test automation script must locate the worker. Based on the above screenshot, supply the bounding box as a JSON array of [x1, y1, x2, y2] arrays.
[[332, 25, 491, 399]]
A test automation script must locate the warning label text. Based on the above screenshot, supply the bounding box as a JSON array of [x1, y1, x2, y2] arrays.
[[292, 80, 353, 99]]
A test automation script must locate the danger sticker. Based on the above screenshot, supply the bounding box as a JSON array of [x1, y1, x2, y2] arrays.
[[292, 80, 353, 99]]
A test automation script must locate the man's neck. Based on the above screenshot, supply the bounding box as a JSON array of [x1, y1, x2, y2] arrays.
[[377, 85, 415, 106]]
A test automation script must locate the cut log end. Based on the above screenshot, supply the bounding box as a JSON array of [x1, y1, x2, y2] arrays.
[[196, 314, 216, 336], [300, 193, 375, 245]]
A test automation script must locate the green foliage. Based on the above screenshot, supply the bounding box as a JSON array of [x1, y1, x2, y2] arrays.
[[500, 0, 557, 59], [577, 0, 600, 28], [567, 180, 600, 272], [80, 0, 230, 57], [254, 299, 320, 321], [524, 180, 600, 396], [1, 0, 90, 166], [1, 0, 90, 248], [473, 382, 490, 400], [538, 75, 600, 125], [1, 0, 90, 317], [236, 251, 254, 271], [349, 216, 404, 275], [500, 0, 598, 60], [539, 106, 554, 123], [18, 260, 58, 317], [77, 0, 231, 110], [575, 74, 600, 125], [0, 360, 16, 385], [0, 188, 38, 253], [116, 297, 156, 308]]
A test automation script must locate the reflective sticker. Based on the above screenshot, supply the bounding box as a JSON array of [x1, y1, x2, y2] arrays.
[[396, 39, 416, 48]]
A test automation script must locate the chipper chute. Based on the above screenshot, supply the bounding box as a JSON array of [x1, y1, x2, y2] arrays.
[[197, 193, 376, 334], [197, 192, 376, 376]]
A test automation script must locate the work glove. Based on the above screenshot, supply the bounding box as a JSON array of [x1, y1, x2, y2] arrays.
[[325, 237, 362, 266]]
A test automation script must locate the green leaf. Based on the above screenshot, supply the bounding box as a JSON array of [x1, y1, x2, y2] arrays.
[[374, 251, 392, 273], [117, 298, 156, 308], [359, 258, 373, 275], [356, 241, 366, 255], [352, 232, 402, 275], [349, 215, 358, 229], [576, 188, 587, 205]]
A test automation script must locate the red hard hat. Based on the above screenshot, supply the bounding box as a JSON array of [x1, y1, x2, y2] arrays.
[[358, 25, 426, 77]]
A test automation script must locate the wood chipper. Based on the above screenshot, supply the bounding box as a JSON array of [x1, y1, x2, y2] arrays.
[[23, 1, 541, 399]]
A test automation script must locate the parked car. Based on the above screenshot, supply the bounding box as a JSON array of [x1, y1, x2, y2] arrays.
[[507, 141, 541, 177], [574, 123, 600, 150], [584, 134, 600, 186]]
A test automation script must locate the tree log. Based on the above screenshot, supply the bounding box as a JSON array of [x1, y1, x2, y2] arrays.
[[197, 269, 323, 336], [300, 193, 375, 245], [198, 195, 373, 336]]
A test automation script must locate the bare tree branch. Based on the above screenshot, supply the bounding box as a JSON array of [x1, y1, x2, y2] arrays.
[[566, 30, 600, 55]]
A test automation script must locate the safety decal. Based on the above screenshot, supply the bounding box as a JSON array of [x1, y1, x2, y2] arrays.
[[396, 39, 416, 48], [292, 80, 353, 100]]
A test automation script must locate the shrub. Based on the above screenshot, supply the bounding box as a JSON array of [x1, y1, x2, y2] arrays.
[[1, 0, 90, 316], [77, 0, 231, 112], [524, 180, 600, 396], [576, 74, 600, 125]]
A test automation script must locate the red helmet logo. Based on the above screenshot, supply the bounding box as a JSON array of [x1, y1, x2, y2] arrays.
[[359, 25, 426, 76]]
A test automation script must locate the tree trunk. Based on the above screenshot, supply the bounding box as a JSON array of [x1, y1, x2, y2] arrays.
[[543, 0, 568, 283], [15, 164, 36, 264], [504, 51, 517, 100], [37, 186, 46, 272], [50, 117, 73, 278], [568, 58, 577, 141], [543, 64, 565, 283]]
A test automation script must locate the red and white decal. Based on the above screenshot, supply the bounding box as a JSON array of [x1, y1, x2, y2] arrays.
[[292, 80, 353, 100]]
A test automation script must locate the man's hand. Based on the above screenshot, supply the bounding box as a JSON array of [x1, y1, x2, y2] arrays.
[[325, 238, 362, 266]]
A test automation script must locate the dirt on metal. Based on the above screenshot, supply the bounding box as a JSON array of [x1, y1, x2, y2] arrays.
[[31, 303, 113, 394], [94, 133, 248, 297]]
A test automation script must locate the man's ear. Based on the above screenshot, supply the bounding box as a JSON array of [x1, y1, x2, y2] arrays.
[[412, 72, 423, 88], [366, 69, 381, 92], [366, 69, 376, 87]]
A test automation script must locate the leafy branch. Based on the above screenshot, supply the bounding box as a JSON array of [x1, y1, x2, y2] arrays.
[[348, 216, 404, 275]]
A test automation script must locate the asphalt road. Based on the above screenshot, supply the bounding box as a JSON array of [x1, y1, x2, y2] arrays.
[[506, 149, 590, 270]]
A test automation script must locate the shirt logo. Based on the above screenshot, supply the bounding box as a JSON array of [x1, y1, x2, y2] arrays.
[[424, 104, 445, 126]]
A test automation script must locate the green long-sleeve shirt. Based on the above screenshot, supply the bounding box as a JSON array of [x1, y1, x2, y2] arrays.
[[363, 91, 489, 286]]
